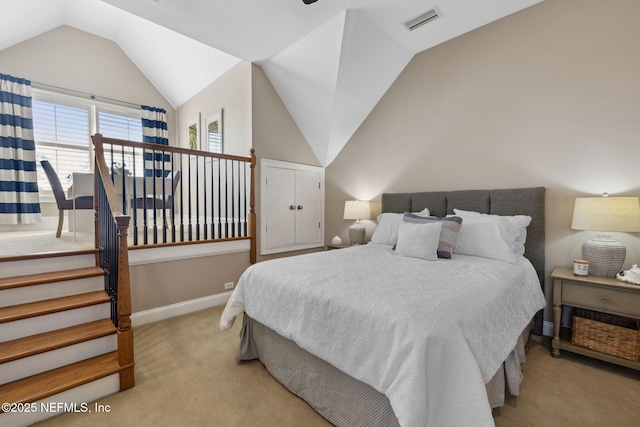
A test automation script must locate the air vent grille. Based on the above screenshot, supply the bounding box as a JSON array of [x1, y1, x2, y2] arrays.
[[404, 8, 440, 31]]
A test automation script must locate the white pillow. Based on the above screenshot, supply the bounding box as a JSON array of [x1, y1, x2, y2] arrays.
[[370, 213, 403, 245], [370, 208, 431, 245], [395, 220, 442, 261], [453, 216, 518, 264], [453, 209, 531, 256]]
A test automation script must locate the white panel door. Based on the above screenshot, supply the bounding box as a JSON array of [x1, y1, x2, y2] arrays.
[[264, 166, 296, 249], [261, 158, 325, 255], [294, 169, 322, 245]]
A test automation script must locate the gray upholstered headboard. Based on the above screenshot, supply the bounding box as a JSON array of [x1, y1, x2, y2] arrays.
[[381, 187, 545, 334]]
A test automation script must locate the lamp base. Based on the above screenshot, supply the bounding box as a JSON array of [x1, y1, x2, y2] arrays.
[[582, 235, 626, 278], [348, 221, 365, 245]]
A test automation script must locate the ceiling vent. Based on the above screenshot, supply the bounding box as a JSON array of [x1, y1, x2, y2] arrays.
[[404, 8, 441, 31]]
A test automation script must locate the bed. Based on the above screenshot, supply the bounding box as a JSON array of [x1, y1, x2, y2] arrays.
[[220, 187, 546, 426]]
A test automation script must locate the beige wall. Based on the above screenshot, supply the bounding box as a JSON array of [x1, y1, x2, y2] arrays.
[[0, 25, 174, 140], [251, 64, 323, 262], [130, 252, 249, 312], [251, 65, 321, 167], [177, 61, 252, 157], [0, 25, 176, 219], [325, 0, 640, 319]]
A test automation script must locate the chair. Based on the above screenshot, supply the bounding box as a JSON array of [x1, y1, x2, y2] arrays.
[[40, 160, 94, 238], [130, 170, 181, 222]]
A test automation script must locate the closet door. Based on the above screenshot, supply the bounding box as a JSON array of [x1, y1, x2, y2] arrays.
[[261, 159, 325, 255], [294, 169, 322, 245], [264, 166, 296, 249]]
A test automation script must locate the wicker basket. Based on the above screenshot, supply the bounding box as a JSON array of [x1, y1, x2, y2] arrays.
[[574, 308, 638, 329], [572, 315, 640, 361]]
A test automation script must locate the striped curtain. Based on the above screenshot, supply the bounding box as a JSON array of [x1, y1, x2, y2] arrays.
[[141, 105, 170, 178], [0, 74, 41, 224]]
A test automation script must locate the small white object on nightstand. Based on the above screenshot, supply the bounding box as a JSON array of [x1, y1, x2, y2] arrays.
[[617, 264, 640, 285]]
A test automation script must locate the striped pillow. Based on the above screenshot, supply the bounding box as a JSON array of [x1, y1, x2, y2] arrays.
[[402, 212, 462, 259]]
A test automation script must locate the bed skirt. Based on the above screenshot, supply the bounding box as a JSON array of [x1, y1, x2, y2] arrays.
[[236, 314, 531, 426]]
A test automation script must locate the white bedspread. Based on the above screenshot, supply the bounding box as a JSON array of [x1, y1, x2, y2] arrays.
[[220, 244, 546, 427]]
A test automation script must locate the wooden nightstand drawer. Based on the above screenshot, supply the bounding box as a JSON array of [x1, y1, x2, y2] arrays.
[[563, 281, 640, 318]]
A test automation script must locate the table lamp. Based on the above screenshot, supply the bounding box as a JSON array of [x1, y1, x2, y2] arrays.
[[571, 195, 640, 277], [343, 200, 371, 245]]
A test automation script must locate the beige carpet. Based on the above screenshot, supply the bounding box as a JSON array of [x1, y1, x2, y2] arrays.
[[35, 305, 640, 427], [0, 230, 94, 257], [0, 227, 190, 258]]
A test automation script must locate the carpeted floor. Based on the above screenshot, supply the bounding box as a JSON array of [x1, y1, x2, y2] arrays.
[[0, 230, 94, 257], [34, 305, 640, 427], [0, 226, 189, 258]]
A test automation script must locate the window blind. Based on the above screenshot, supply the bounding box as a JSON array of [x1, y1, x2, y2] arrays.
[[32, 94, 144, 194]]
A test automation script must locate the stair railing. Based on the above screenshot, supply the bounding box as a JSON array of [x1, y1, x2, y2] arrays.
[[92, 134, 256, 263], [92, 134, 135, 391], [91, 132, 257, 390]]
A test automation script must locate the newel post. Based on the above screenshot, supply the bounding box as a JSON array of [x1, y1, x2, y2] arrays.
[[115, 215, 135, 390], [249, 148, 257, 264]]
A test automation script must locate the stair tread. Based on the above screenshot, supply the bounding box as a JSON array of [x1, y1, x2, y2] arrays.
[[0, 266, 103, 290], [0, 291, 110, 324], [0, 352, 124, 410], [0, 319, 116, 364]]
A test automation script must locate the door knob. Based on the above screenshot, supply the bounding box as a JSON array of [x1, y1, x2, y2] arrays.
[[297, 205, 303, 210], [289, 205, 296, 210]]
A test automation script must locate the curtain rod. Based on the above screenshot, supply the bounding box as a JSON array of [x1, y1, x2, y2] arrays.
[[30, 81, 141, 109]]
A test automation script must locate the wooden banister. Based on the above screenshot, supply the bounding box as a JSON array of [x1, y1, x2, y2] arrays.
[[93, 134, 251, 163], [92, 133, 134, 391], [93, 134, 125, 216], [115, 216, 134, 390]]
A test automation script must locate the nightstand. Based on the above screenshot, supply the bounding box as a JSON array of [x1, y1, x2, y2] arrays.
[[550, 266, 640, 370]]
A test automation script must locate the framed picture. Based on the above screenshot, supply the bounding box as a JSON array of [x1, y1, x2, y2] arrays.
[[203, 109, 223, 153], [186, 114, 200, 150]]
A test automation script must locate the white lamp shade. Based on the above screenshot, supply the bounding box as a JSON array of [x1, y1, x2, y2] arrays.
[[343, 200, 371, 220], [571, 196, 640, 277], [571, 197, 640, 232]]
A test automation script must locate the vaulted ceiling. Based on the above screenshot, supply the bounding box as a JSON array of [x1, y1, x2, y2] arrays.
[[2, 0, 542, 165]]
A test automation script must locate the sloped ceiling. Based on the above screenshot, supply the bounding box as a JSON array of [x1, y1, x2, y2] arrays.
[[2, 0, 542, 165], [0, 0, 241, 108]]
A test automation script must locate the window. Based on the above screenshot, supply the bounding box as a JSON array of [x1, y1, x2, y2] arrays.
[[98, 111, 142, 142], [206, 120, 222, 153], [97, 108, 144, 177], [32, 90, 143, 194], [205, 111, 223, 154]]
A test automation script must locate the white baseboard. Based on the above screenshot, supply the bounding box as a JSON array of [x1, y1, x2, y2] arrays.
[[131, 291, 232, 327]]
